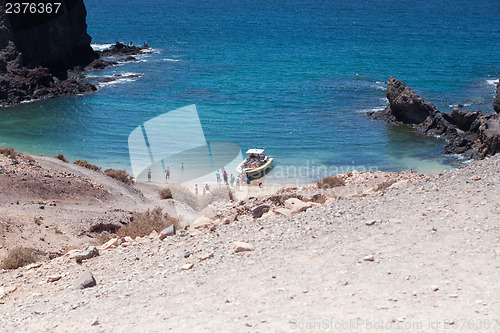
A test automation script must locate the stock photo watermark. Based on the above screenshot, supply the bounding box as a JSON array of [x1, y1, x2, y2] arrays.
[[289, 318, 500, 331]]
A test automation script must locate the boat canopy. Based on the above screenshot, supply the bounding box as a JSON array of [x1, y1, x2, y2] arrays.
[[246, 149, 264, 155]]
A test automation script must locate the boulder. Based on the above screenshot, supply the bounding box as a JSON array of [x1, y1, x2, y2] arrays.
[[159, 225, 176, 240], [252, 205, 270, 218], [189, 216, 213, 230], [234, 241, 255, 253], [100, 238, 118, 250], [74, 271, 96, 289], [274, 207, 292, 216], [284, 198, 312, 213], [72, 245, 99, 263]]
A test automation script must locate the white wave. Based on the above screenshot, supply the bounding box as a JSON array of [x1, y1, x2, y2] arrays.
[[141, 47, 161, 54], [94, 72, 143, 88], [91, 43, 114, 51], [356, 106, 386, 113], [486, 79, 499, 86], [370, 84, 386, 91], [162, 58, 181, 62], [448, 103, 472, 108]]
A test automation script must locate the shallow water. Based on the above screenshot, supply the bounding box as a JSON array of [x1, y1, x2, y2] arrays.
[[0, 0, 499, 183]]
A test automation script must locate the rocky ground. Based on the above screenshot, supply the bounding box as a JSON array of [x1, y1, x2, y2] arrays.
[[0, 152, 498, 332]]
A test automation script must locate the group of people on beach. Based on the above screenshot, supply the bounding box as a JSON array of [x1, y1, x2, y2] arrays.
[[146, 163, 258, 194]]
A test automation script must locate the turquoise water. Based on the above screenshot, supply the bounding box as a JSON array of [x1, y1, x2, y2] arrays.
[[1, 0, 500, 183]]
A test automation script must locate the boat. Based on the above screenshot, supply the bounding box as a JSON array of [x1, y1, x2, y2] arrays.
[[236, 149, 274, 179]]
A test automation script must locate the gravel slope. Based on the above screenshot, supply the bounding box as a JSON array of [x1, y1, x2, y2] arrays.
[[0, 156, 498, 332]]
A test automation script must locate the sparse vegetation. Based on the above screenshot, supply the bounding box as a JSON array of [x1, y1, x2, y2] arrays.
[[317, 176, 346, 189], [33, 216, 43, 225], [159, 187, 172, 199], [74, 159, 101, 171], [53, 226, 63, 234], [117, 207, 179, 239], [0, 247, 37, 270], [374, 180, 398, 192], [0, 146, 17, 158], [55, 154, 69, 163], [96, 231, 112, 245], [104, 168, 134, 185]]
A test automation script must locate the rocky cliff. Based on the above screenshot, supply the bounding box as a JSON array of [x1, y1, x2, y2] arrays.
[[0, 0, 98, 106], [369, 77, 500, 159], [494, 82, 500, 114]]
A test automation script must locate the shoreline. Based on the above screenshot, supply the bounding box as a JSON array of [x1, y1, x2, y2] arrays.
[[0, 148, 498, 330]]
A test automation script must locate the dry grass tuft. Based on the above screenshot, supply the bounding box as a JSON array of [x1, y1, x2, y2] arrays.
[[0, 146, 17, 158], [159, 187, 173, 199], [55, 154, 69, 163], [104, 169, 134, 185], [317, 176, 346, 189], [74, 160, 101, 171], [0, 247, 37, 270], [117, 207, 179, 239]]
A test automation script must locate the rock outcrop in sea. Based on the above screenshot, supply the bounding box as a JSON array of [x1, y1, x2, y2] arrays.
[[0, 1, 98, 106], [369, 77, 500, 159], [0, 2, 148, 106]]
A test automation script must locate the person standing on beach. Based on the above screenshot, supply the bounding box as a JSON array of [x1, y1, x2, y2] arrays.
[[223, 170, 228, 185], [147, 169, 151, 182], [181, 162, 184, 171], [165, 167, 170, 180], [216, 170, 221, 185], [205, 183, 210, 192], [195, 184, 198, 195], [230, 173, 235, 187]]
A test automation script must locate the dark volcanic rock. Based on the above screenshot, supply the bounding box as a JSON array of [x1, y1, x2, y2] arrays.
[[0, 1, 98, 106], [494, 82, 500, 114], [97, 42, 149, 58], [369, 77, 500, 159]]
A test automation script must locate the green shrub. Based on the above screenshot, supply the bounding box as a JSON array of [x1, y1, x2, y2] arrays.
[[317, 176, 346, 189], [74, 160, 101, 171], [0, 247, 37, 270], [104, 169, 134, 185]]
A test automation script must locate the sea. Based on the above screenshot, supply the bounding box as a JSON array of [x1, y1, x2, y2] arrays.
[[1, 0, 499, 184]]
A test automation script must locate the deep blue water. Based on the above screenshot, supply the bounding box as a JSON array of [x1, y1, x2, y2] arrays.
[[1, 0, 500, 183]]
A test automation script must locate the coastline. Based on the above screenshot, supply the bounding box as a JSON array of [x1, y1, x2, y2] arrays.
[[0, 148, 498, 330]]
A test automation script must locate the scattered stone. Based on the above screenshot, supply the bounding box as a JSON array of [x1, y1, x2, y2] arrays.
[[159, 225, 176, 240], [198, 253, 214, 261], [124, 236, 134, 243], [252, 205, 270, 218], [284, 198, 313, 213], [46, 275, 62, 283], [25, 262, 43, 270], [324, 197, 337, 205], [101, 238, 118, 250], [365, 220, 377, 226], [181, 263, 194, 271], [74, 271, 97, 289], [189, 216, 213, 230], [470, 175, 481, 181], [432, 286, 439, 292], [148, 230, 158, 239], [363, 255, 375, 261], [274, 208, 292, 216], [0, 285, 17, 298], [39, 205, 45, 209], [73, 245, 99, 263], [234, 242, 254, 253]]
